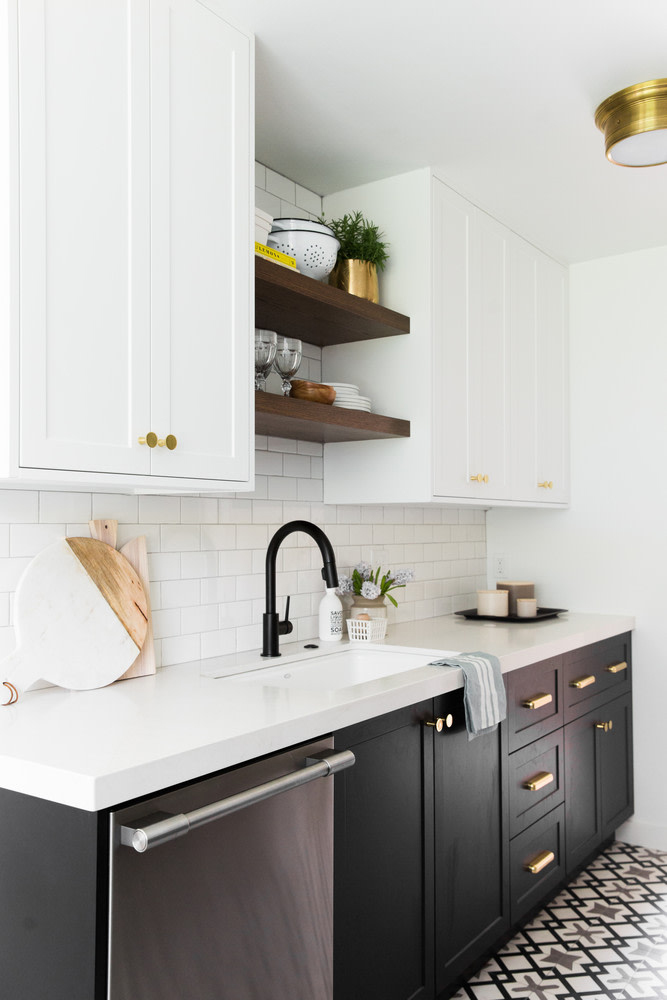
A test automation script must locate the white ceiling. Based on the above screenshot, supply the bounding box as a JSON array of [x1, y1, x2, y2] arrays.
[[224, 0, 667, 264]]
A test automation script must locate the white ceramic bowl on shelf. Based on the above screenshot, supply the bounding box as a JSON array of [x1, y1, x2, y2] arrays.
[[267, 230, 340, 281]]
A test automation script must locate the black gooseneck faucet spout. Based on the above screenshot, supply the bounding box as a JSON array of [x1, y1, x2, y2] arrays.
[[262, 520, 339, 657]]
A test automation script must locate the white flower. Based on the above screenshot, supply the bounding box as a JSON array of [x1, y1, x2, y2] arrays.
[[354, 562, 373, 581], [391, 569, 415, 586], [336, 575, 354, 595], [360, 581, 381, 599]]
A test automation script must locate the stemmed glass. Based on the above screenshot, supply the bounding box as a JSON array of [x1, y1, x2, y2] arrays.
[[273, 336, 303, 395], [254, 329, 277, 391]]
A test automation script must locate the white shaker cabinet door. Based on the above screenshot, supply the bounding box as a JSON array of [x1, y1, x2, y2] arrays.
[[18, 0, 152, 476], [148, 0, 252, 484], [510, 238, 569, 504], [433, 180, 510, 501]]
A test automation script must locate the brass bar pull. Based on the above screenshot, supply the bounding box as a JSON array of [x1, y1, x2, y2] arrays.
[[522, 692, 552, 710], [524, 771, 555, 792], [525, 850, 555, 874], [570, 674, 596, 689], [595, 720, 613, 733], [605, 661, 627, 674], [138, 432, 158, 448], [425, 714, 453, 733], [470, 473, 489, 483], [537, 481, 554, 489]]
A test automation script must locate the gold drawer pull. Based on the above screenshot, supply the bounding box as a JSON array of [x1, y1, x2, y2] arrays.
[[570, 674, 596, 689], [524, 771, 555, 792], [425, 714, 453, 732], [138, 432, 158, 448], [158, 434, 178, 450], [595, 720, 613, 733], [537, 481, 554, 489], [525, 850, 555, 874], [470, 473, 489, 483], [606, 661, 627, 674], [522, 692, 552, 710]]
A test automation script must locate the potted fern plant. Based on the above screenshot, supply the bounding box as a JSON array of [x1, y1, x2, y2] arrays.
[[318, 210, 389, 303]]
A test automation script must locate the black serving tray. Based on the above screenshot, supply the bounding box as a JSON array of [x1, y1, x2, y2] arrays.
[[455, 607, 567, 623]]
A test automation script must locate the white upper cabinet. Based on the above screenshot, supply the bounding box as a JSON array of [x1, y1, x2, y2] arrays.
[[322, 169, 569, 507], [9, 0, 253, 491]]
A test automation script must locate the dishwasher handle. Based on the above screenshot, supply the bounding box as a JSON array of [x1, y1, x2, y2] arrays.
[[120, 748, 355, 853]]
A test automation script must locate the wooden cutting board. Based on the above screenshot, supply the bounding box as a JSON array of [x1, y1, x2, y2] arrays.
[[88, 520, 156, 680], [1, 537, 148, 700]]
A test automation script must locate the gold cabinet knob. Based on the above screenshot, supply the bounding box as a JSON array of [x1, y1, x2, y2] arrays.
[[537, 481, 554, 489], [138, 432, 158, 448], [595, 720, 613, 733], [524, 849, 555, 874], [158, 434, 178, 450], [470, 473, 489, 484], [425, 714, 453, 733]]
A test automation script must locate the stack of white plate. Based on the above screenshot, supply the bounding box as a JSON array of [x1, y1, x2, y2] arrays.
[[327, 383, 372, 412]]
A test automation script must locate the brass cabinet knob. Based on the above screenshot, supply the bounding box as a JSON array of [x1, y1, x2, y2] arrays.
[[605, 661, 627, 674], [595, 720, 613, 733], [570, 674, 596, 690], [522, 692, 552, 710], [158, 434, 178, 450], [537, 481, 554, 489], [470, 473, 489, 484], [524, 849, 555, 874], [138, 432, 158, 448], [425, 714, 453, 732], [524, 771, 555, 792]]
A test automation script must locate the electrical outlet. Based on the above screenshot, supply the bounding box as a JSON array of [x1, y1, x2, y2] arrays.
[[494, 554, 508, 579]]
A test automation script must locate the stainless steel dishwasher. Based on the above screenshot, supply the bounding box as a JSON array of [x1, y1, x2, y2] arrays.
[[107, 739, 354, 1000]]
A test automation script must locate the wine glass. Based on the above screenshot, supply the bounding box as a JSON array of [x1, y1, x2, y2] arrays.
[[254, 329, 277, 391], [273, 336, 303, 395]]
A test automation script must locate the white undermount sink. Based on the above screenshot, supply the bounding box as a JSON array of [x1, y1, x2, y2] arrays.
[[219, 646, 461, 691]]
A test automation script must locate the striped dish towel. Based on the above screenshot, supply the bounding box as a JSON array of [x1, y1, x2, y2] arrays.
[[429, 652, 507, 740]]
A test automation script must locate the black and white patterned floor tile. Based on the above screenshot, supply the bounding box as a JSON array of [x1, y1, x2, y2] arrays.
[[451, 841, 667, 1000]]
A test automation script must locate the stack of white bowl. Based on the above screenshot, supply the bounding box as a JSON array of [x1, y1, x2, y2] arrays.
[[327, 383, 372, 412]]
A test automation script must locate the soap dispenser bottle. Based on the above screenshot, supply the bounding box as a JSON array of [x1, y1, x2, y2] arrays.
[[319, 587, 343, 642]]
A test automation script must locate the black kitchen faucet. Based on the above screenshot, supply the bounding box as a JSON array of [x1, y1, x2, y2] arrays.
[[262, 520, 339, 657]]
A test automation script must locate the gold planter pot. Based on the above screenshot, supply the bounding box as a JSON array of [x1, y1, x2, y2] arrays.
[[328, 259, 379, 303]]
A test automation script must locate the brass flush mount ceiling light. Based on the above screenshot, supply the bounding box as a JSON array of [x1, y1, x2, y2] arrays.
[[595, 78, 667, 166]]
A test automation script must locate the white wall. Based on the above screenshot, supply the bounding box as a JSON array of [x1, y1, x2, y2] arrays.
[[487, 244, 667, 850]]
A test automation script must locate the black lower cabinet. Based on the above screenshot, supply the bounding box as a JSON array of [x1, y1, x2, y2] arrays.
[[565, 692, 633, 873], [334, 701, 435, 1000], [432, 689, 509, 996]]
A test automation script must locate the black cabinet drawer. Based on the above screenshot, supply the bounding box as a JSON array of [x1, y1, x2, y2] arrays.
[[564, 633, 631, 723], [509, 729, 564, 839], [507, 655, 564, 752], [510, 804, 565, 924]]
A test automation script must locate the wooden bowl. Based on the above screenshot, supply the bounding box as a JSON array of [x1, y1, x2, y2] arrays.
[[290, 380, 336, 405]]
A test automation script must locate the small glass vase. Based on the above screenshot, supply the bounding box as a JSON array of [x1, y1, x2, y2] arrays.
[[349, 594, 388, 620]]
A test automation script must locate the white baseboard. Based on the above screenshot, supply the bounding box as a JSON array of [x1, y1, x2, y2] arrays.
[[616, 818, 667, 852]]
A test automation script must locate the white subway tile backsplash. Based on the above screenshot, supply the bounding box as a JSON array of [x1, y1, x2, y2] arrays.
[[201, 524, 236, 551], [219, 549, 253, 577], [39, 491, 92, 523], [265, 168, 295, 203], [201, 628, 236, 659], [181, 604, 219, 635], [160, 524, 201, 553], [149, 552, 181, 581], [161, 634, 201, 668], [0, 526, 8, 558], [10, 523, 65, 557], [268, 476, 298, 501], [161, 579, 201, 609], [254, 161, 267, 189], [180, 551, 219, 579], [255, 188, 280, 217], [0, 491, 39, 522], [201, 577, 236, 604], [180, 497, 218, 524], [139, 495, 180, 524], [295, 183, 322, 215], [92, 493, 139, 522]]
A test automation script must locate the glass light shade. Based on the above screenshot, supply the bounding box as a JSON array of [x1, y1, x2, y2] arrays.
[[607, 128, 667, 166]]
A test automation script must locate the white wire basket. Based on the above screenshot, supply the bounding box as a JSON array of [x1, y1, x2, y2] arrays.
[[346, 617, 388, 642]]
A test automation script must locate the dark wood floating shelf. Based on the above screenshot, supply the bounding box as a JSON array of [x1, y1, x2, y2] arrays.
[[255, 392, 410, 444], [255, 255, 410, 347]]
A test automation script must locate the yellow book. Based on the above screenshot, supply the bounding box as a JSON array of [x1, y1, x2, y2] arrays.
[[254, 241, 297, 268]]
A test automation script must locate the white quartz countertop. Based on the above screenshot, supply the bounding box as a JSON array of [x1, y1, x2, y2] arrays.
[[0, 611, 634, 812]]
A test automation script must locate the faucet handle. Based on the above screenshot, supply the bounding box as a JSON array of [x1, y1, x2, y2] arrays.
[[278, 595, 294, 637]]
